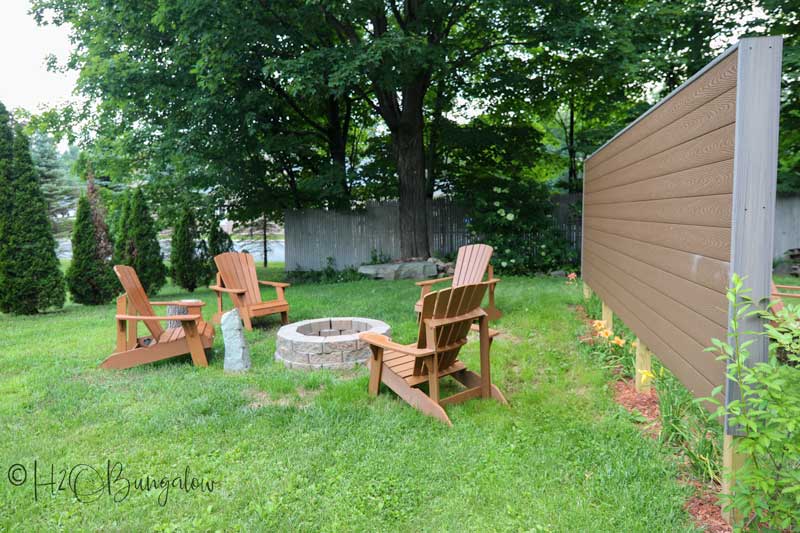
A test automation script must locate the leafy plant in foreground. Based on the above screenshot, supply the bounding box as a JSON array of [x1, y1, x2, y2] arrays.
[[705, 274, 800, 530], [170, 207, 211, 292]]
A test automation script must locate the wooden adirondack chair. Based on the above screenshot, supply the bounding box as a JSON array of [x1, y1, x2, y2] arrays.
[[415, 243, 501, 320], [100, 265, 214, 370], [210, 252, 290, 331], [771, 280, 800, 314], [361, 281, 507, 425]]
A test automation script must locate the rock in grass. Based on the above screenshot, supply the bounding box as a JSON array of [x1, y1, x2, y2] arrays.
[[222, 309, 251, 373]]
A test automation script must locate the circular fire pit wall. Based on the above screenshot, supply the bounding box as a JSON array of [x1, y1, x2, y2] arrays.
[[275, 317, 391, 370]]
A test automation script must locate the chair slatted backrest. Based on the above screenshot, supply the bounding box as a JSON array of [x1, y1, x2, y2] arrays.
[[452, 244, 493, 287], [214, 252, 262, 306], [114, 265, 164, 339], [416, 282, 489, 374]]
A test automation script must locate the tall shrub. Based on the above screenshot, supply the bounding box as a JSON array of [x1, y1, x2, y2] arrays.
[[112, 192, 132, 264], [170, 207, 210, 292], [207, 219, 234, 257], [0, 124, 65, 314], [115, 189, 166, 294], [66, 195, 118, 304], [0, 103, 13, 287]]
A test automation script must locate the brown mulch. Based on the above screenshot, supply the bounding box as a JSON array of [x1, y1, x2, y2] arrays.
[[574, 304, 730, 532]]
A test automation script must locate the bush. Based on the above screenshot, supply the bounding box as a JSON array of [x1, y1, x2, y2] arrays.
[[286, 257, 365, 284], [207, 219, 234, 257], [114, 189, 166, 294], [705, 274, 800, 530], [66, 195, 118, 304], [170, 207, 211, 292], [459, 175, 577, 275], [0, 120, 65, 314]]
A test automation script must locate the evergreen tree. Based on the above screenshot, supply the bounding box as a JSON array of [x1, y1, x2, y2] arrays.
[[0, 103, 13, 286], [115, 189, 166, 294], [207, 219, 234, 257], [170, 207, 210, 292], [0, 124, 65, 314], [66, 195, 118, 304], [112, 192, 132, 264], [30, 132, 75, 224], [86, 167, 114, 261]]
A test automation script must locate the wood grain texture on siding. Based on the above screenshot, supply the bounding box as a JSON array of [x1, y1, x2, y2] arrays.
[[584, 194, 732, 227], [587, 124, 736, 194], [584, 270, 718, 399], [589, 51, 738, 168], [584, 159, 733, 205], [590, 87, 736, 181], [583, 240, 728, 326], [583, 217, 731, 261], [584, 228, 730, 293]]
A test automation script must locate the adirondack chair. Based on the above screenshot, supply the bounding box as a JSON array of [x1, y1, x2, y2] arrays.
[[771, 280, 800, 314], [361, 281, 507, 425], [210, 252, 290, 331], [414, 244, 501, 320], [100, 265, 214, 370]]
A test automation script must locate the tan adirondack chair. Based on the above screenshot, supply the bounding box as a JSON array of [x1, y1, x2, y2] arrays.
[[361, 281, 507, 425], [415, 244, 501, 320], [100, 265, 214, 370], [771, 280, 800, 314], [210, 252, 290, 331]]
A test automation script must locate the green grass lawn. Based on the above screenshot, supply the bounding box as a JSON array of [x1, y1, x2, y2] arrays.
[[0, 265, 697, 532]]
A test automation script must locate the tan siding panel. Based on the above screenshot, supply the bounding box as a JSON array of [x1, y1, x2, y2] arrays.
[[584, 159, 734, 205], [584, 194, 732, 228], [584, 270, 719, 397], [584, 228, 730, 293], [591, 87, 736, 180], [587, 124, 736, 194], [584, 217, 730, 261], [586, 250, 727, 350], [583, 240, 728, 326], [588, 51, 738, 169]]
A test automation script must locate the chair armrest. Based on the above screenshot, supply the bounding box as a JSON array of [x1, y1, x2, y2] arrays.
[[486, 277, 501, 284], [209, 285, 246, 294], [415, 276, 452, 287], [116, 314, 201, 322], [259, 280, 291, 288], [358, 333, 434, 357], [150, 300, 207, 307]]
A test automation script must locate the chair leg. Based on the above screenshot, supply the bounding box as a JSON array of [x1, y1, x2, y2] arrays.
[[280, 311, 289, 325], [181, 321, 209, 367], [240, 312, 253, 331], [451, 370, 508, 405], [427, 354, 440, 404], [380, 364, 451, 425], [478, 315, 492, 398], [368, 346, 384, 396]]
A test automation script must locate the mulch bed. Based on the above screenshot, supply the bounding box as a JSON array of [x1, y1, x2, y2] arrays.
[[574, 304, 731, 533]]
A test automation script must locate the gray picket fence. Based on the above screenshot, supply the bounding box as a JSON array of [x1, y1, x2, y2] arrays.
[[285, 195, 581, 271]]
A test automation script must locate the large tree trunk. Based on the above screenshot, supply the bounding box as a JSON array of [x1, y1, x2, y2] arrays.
[[567, 97, 578, 192], [326, 96, 350, 205], [393, 109, 430, 259]]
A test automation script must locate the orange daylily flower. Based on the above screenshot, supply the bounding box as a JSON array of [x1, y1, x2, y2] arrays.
[[612, 336, 625, 347], [599, 329, 613, 339]]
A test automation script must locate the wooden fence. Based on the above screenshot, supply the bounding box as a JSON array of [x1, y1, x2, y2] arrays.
[[285, 195, 580, 271], [582, 37, 783, 437]]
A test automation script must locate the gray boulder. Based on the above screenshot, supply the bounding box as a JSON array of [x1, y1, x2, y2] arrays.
[[222, 309, 251, 373], [358, 261, 437, 280]]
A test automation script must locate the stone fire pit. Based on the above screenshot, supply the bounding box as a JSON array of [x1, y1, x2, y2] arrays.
[[275, 317, 391, 370]]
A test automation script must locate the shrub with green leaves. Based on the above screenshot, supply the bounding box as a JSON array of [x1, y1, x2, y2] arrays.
[[66, 195, 118, 304], [114, 189, 166, 294], [460, 176, 576, 275], [705, 274, 800, 530], [170, 207, 211, 292], [207, 219, 234, 257], [0, 120, 65, 314]]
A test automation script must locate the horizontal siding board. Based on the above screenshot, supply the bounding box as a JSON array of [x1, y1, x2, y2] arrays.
[[588, 51, 738, 168], [586, 250, 727, 351], [584, 228, 730, 293], [584, 217, 731, 261], [587, 124, 736, 194], [584, 194, 732, 228], [590, 87, 736, 180], [584, 159, 734, 205], [583, 240, 728, 326], [584, 270, 719, 398]]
